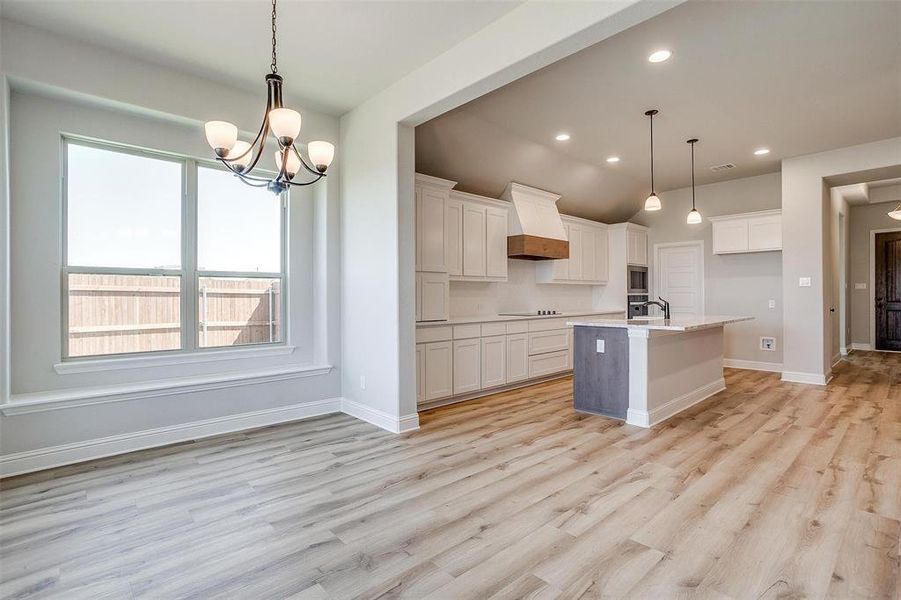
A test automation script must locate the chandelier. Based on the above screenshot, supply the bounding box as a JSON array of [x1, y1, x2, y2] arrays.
[[203, 0, 335, 194]]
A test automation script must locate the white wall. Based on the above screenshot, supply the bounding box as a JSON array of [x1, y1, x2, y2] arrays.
[[633, 172, 784, 367], [449, 261, 597, 318], [0, 21, 342, 473], [781, 137, 901, 384], [339, 0, 680, 427]]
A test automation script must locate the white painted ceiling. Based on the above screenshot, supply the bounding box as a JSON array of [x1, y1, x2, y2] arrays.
[[0, 0, 521, 115], [416, 0, 901, 223]]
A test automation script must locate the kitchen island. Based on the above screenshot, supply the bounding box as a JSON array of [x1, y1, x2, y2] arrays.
[[567, 315, 752, 427]]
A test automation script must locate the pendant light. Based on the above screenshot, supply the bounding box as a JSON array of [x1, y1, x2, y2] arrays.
[[203, 0, 335, 194], [889, 203, 901, 220], [686, 138, 702, 224], [644, 109, 662, 211]]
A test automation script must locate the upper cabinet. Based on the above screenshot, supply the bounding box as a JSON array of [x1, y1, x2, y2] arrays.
[[627, 227, 648, 266], [415, 174, 455, 273], [536, 216, 609, 284], [451, 190, 509, 282], [710, 209, 782, 255]]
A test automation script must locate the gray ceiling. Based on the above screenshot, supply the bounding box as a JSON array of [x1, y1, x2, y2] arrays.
[[415, 0, 901, 223]]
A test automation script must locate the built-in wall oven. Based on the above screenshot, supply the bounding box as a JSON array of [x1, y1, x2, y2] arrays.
[[627, 266, 649, 317]]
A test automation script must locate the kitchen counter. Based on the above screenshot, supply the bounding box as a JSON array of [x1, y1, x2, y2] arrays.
[[417, 310, 625, 327], [567, 315, 752, 332], [570, 315, 753, 428]]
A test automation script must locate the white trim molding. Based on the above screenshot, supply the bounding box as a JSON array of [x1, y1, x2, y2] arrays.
[[849, 343, 872, 351], [781, 371, 830, 386], [722, 358, 783, 373], [341, 398, 420, 434], [1, 364, 333, 415], [0, 397, 342, 478], [627, 378, 725, 428]]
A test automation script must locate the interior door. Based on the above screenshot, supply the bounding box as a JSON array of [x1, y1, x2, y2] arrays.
[[655, 243, 704, 316], [875, 231, 901, 351]]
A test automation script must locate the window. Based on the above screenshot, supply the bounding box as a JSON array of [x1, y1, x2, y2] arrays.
[[63, 139, 286, 359]]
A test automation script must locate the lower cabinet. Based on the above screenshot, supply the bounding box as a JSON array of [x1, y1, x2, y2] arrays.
[[506, 333, 529, 384], [529, 350, 569, 378], [453, 338, 481, 394], [481, 335, 506, 389], [421, 341, 453, 402], [416, 344, 425, 403]]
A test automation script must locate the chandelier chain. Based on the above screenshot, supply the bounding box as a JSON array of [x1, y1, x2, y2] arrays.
[[270, 0, 278, 74]]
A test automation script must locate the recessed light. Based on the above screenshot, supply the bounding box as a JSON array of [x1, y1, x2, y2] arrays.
[[648, 49, 672, 63], [555, 133, 570, 141], [754, 148, 770, 156], [606, 156, 620, 163]]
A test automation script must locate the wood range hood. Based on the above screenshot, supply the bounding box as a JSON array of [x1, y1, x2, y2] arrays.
[[501, 182, 569, 260]]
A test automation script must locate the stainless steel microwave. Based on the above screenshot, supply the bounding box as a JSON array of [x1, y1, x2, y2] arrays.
[[627, 266, 648, 294]]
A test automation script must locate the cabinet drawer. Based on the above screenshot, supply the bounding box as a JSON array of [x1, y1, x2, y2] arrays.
[[416, 326, 452, 343], [528, 329, 569, 355], [453, 324, 481, 339], [528, 350, 569, 378], [529, 317, 568, 332], [505, 321, 529, 334], [481, 322, 507, 337]]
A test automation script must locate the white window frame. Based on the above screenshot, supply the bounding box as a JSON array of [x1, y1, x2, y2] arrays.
[[61, 136, 288, 362]]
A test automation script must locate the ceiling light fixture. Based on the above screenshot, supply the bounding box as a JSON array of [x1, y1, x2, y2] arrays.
[[644, 109, 661, 211], [648, 49, 672, 63], [204, 0, 335, 194], [754, 148, 770, 156], [686, 138, 702, 225], [555, 133, 571, 141], [606, 156, 620, 163], [889, 203, 901, 220]]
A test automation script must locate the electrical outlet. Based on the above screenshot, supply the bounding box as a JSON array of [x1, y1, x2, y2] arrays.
[[799, 277, 812, 287], [760, 337, 777, 351], [596, 339, 605, 353], [360, 376, 366, 390], [768, 299, 776, 309]]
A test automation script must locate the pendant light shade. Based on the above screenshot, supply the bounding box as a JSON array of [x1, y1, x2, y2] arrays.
[[889, 204, 901, 220], [644, 109, 661, 211], [686, 138, 701, 225]]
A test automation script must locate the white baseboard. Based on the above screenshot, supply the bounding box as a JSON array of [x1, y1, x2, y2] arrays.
[[341, 398, 419, 434], [722, 358, 783, 373], [0, 398, 342, 478], [840, 347, 849, 357], [832, 354, 843, 368], [849, 343, 872, 351], [781, 371, 830, 385], [626, 378, 726, 428]]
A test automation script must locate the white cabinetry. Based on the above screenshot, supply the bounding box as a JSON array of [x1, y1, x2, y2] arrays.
[[416, 272, 449, 322], [453, 338, 481, 394], [415, 174, 455, 273], [481, 335, 506, 389], [421, 341, 453, 402], [416, 344, 425, 404], [446, 198, 463, 276], [628, 228, 648, 266], [710, 210, 782, 255], [505, 333, 529, 384], [454, 191, 509, 282], [537, 216, 609, 284]]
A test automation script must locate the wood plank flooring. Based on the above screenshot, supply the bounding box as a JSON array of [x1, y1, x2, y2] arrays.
[[1, 351, 899, 599]]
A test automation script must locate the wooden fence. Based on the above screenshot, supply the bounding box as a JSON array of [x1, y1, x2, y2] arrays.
[[67, 273, 280, 357]]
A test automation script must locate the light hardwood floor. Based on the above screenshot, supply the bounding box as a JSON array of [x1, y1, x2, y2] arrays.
[[1, 351, 899, 599]]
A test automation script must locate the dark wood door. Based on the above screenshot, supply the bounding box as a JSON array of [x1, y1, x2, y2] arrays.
[[875, 231, 901, 351]]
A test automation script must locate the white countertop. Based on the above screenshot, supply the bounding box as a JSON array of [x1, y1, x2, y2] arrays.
[[417, 310, 625, 327], [567, 314, 753, 332]]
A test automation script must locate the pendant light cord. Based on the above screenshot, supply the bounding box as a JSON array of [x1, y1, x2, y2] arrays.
[[270, 0, 278, 74], [690, 140, 696, 210], [649, 112, 655, 192]]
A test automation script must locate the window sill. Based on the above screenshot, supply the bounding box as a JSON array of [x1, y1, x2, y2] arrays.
[[2, 362, 333, 415], [53, 344, 296, 375]]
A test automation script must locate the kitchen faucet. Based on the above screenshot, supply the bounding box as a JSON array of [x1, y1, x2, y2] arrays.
[[641, 297, 671, 320]]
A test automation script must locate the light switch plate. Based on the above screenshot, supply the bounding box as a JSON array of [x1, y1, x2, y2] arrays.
[[799, 277, 812, 287], [855, 283, 867, 290], [596, 339, 605, 353], [768, 300, 776, 309]]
